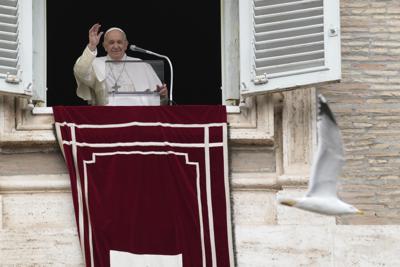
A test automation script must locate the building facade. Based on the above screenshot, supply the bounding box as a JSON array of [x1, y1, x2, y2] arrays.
[[1, 0, 400, 265]]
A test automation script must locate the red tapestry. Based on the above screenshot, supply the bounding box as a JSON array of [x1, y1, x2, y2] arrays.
[[53, 105, 234, 267]]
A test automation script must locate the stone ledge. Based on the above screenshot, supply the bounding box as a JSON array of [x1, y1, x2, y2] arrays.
[[0, 152, 67, 176], [1, 126, 276, 148], [0, 174, 70, 193], [231, 172, 279, 190], [0, 131, 58, 151], [277, 174, 309, 186]]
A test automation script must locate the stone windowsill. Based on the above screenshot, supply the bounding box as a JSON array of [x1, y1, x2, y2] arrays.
[[32, 106, 241, 115]]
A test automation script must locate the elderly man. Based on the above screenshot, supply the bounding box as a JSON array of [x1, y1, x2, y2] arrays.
[[74, 23, 168, 106]]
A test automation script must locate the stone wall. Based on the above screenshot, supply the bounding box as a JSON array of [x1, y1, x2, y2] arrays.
[[0, 153, 83, 265], [317, 0, 400, 224]]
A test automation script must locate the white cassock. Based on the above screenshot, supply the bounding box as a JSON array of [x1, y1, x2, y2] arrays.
[[103, 55, 162, 106], [74, 46, 162, 106]]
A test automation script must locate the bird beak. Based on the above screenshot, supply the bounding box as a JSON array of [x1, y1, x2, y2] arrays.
[[356, 209, 364, 215], [279, 199, 296, 207]]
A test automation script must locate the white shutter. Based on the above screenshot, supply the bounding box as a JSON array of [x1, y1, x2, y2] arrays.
[[0, 0, 32, 97], [239, 0, 341, 96]]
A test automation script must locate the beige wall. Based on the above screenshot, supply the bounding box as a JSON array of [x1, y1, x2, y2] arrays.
[[317, 0, 400, 224]]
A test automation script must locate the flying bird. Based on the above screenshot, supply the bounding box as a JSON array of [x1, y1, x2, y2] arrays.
[[278, 94, 363, 216]]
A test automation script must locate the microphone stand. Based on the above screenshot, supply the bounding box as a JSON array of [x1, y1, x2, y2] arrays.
[[130, 45, 174, 105]]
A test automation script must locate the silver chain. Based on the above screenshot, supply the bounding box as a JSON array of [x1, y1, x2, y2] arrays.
[[109, 61, 127, 92]]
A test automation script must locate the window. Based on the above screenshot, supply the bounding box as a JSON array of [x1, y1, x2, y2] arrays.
[[239, 0, 341, 96], [46, 1, 221, 106]]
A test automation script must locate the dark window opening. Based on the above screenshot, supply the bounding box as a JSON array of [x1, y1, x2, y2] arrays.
[[47, 1, 221, 106]]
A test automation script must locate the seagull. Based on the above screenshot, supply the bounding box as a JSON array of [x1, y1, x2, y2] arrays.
[[278, 94, 363, 216]]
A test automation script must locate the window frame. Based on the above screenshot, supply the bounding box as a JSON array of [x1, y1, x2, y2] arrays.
[[33, 0, 240, 112], [32, 0, 46, 103]]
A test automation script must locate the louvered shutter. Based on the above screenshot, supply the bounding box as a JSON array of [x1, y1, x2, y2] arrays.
[[239, 0, 341, 96], [0, 0, 32, 97]]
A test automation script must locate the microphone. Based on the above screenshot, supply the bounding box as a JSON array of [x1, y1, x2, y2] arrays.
[[130, 44, 174, 104], [129, 45, 150, 54]]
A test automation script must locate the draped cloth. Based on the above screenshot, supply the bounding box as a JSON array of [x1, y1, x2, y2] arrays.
[[53, 105, 234, 267]]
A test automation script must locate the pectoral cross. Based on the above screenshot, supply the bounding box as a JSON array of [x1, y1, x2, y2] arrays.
[[112, 83, 121, 91]]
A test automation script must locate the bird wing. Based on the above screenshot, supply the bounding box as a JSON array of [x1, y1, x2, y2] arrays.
[[306, 94, 345, 197]]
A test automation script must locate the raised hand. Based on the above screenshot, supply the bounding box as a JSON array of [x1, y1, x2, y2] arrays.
[[88, 23, 104, 51], [156, 84, 168, 97]]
